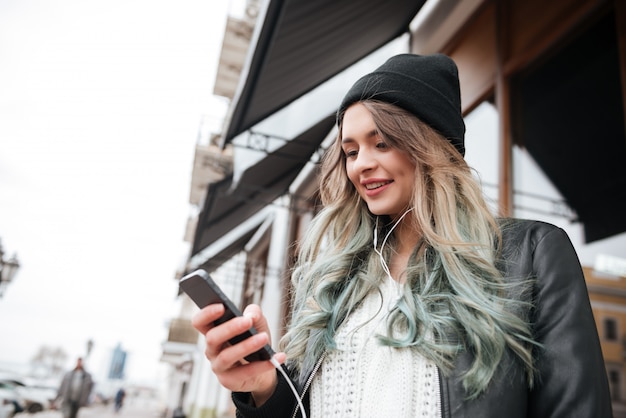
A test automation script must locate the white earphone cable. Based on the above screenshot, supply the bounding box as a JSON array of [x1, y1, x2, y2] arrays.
[[271, 358, 307, 418], [373, 208, 413, 281], [264, 209, 414, 418]]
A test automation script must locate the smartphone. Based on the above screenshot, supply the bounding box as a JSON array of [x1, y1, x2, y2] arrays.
[[179, 269, 275, 362]]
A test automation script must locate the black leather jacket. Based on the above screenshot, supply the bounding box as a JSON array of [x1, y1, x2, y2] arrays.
[[233, 219, 613, 417]]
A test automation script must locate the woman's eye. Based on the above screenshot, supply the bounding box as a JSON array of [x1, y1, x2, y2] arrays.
[[376, 141, 389, 149], [343, 149, 358, 158]]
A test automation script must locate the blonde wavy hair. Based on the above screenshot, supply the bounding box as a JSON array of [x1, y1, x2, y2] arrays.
[[280, 100, 536, 398]]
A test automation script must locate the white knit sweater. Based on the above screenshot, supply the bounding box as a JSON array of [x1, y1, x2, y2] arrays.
[[310, 279, 441, 417]]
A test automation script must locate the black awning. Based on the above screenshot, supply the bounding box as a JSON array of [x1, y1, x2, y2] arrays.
[[192, 114, 336, 257], [193, 223, 262, 274], [511, 10, 626, 243], [222, 0, 426, 145]]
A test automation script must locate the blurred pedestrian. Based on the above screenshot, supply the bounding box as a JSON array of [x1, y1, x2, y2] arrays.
[[55, 357, 94, 418], [114, 387, 126, 413], [172, 406, 186, 418]]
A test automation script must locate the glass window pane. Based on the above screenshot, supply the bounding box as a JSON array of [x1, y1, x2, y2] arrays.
[[464, 101, 499, 214]]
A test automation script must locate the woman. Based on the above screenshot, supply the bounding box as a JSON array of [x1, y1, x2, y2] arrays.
[[192, 54, 612, 417]]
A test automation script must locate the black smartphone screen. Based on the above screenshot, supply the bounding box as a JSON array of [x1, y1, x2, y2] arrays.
[[179, 269, 275, 362]]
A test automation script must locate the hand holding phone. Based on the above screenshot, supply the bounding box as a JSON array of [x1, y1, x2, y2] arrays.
[[180, 269, 275, 362]]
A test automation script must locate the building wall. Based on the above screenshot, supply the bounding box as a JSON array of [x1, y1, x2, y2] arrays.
[[586, 266, 626, 407]]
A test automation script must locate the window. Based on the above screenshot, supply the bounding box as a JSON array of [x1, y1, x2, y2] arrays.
[[607, 365, 622, 401], [464, 100, 499, 214], [604, 317, 618, 341]]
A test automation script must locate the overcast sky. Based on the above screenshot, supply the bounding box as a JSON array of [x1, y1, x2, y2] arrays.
[[0, 0, 233, 386]]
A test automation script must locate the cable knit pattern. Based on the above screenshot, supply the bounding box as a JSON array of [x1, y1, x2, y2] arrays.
[[310, 279, 440, 417]]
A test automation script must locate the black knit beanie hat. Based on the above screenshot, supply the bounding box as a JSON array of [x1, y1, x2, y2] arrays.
[[337, 53, 466, 156]]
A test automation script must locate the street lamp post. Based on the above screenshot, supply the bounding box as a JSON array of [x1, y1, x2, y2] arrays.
[[0, 238, 20, 298]]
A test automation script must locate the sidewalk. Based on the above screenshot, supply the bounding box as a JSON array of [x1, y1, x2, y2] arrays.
[[15, 399, 165, 418]]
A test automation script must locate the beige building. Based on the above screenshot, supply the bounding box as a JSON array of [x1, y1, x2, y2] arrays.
[[586, 262, 626, 411]]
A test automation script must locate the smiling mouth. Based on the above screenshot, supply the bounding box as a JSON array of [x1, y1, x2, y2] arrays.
[[364, 181, 392, 190]]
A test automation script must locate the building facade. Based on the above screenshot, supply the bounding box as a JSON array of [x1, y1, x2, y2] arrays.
[[164, 0, 626, 417]]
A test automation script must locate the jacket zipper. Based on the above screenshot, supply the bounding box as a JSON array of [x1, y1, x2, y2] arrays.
[[291, 352, 327, 418], [436, 366, 443, 418]]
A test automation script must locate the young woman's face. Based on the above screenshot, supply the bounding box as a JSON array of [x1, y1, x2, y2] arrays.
[[341, 103, 416, 218]]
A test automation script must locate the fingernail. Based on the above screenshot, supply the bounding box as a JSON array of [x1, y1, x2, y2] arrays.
[[209, 303, 224, 313]]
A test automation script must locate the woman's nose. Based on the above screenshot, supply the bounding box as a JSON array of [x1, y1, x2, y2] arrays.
[[353, 148, 377, 172]]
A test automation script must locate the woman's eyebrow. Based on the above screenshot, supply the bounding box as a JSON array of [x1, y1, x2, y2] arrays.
[[341, 129, 378, 144]]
